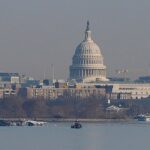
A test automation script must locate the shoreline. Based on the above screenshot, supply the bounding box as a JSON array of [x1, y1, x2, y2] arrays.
[[0, 118, 134, 123], [44, 118, 134, 123]]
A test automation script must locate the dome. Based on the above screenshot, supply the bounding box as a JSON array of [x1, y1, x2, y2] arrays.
[[74, 39, 104, 66], [75, 26, 102, 58], [75, 40, 102, 56], [70, 21, 108, 82]]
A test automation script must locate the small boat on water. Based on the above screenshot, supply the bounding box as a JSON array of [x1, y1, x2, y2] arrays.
[[0, 120, 10, 126], [137, 114, 150, 122], [71, 120, 82, 129], [24, 120, 47, 126]]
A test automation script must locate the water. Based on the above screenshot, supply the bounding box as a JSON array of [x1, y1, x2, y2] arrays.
[[0, 122, 150, 150]]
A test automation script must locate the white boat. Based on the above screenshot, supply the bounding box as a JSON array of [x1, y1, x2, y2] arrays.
[[137, 114, 150, 122], [24, 120, 47, 126]]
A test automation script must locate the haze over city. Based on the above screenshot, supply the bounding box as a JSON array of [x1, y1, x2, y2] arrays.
[[0, 0, 150, 79]]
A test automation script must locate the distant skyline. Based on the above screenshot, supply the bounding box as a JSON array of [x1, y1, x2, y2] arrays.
[[0, 0, 150, 80]]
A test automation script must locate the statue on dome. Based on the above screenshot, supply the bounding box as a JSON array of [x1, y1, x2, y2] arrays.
[[86, 20, 90, 31]]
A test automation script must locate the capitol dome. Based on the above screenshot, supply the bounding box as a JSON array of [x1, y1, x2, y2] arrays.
[[70, 21, 108, 82]]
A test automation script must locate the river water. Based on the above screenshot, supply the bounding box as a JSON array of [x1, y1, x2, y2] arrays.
[[0, 121, 149, 150]]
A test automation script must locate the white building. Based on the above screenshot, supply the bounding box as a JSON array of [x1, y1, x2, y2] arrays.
[[72, 82, 150, 99], [70, 21, 108, 82], [11, 76, 20, 84], [112, 83, 150, 99]]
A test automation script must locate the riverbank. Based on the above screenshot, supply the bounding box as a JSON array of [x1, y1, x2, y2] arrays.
[[46, 118, 135, 123], [1, 97, 150, 120], [0, 118, 134, 123]]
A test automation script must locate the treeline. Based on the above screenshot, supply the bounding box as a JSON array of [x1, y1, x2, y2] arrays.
[[0, 96, 150, 119], [0, 96, 106, 119]]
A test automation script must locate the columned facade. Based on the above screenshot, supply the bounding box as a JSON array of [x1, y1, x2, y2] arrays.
[[70, 21, 108, 82]]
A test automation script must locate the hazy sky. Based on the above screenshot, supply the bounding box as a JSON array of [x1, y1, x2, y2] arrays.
[[0, 0, 150, 79]]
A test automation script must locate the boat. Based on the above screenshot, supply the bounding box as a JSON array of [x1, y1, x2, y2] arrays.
[[24, 120, 47, 126], [71, 120, 82, 129], [0, 119, 47, 126], [0, 120, 11, 126], [137, 114, 150, 122]]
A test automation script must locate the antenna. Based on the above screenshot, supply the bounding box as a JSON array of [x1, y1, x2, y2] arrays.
[[44, 70, 46, 80], [149, 61, 150, 75], [51, 64, 55, 83]]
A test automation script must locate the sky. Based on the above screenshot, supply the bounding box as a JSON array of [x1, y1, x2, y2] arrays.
[[0, 0, 150, 80]]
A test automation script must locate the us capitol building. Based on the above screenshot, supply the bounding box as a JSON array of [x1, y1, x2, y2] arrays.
[[70, 21, 108, 82], [26, 22, 150, 100]]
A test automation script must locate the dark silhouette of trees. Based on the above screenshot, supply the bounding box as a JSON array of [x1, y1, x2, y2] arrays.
[[0, 96, 150, 119]]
